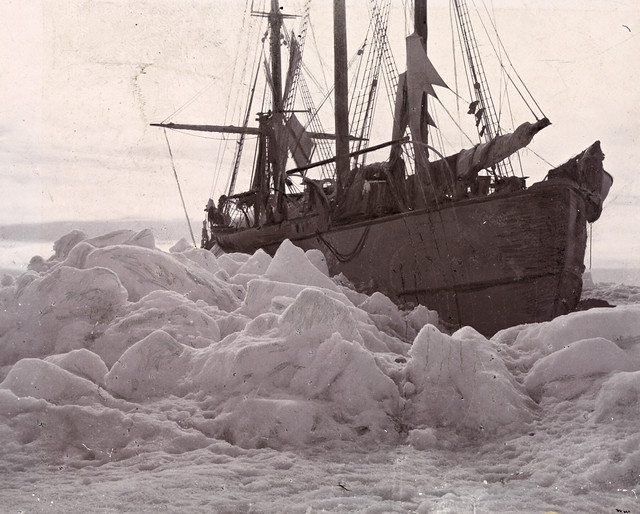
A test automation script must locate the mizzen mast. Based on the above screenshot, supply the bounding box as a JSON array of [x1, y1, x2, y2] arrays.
[[333, 0, 350, 201]]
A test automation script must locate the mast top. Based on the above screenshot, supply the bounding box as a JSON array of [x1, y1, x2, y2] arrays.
[[414, 0, 427, 41]]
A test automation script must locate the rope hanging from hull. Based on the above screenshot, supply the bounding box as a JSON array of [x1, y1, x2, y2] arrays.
[[317, 225, 371, 263]]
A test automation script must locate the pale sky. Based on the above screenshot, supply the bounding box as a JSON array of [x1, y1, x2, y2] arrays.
[[1, 0, 639, 267]]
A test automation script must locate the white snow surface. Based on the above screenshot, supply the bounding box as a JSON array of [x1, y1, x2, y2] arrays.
[[1, 229, 639, 513]]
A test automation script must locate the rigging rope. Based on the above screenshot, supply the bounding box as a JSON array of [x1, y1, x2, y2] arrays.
[[436, 98, 476, 146], [317, 226, 371, 263], [449, 1, 464, 149], [589, 223, 593, 270], [159, 130, 258, 143], [161, 0, 256, 127], [163, 129, 197, 248], [451, 0, 475, 117], [308, 9, 332, 98], [470, 1, 536, 121], [209, 0, 266, 198], [226, 43, 265, 197], [429, 97, 447, 156], [211, 0, 265, 200], [474, 0, 546, 119], [527, 147, 556, 169], [282, 0, 311, 117], [160, 82, 219, 126], [401, 138, 465, 328], [347, 0, 386, 162]]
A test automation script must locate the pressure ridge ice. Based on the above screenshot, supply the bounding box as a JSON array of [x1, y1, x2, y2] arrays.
[[1, 229, 640, 468]]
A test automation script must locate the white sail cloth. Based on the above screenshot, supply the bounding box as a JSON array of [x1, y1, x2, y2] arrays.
[[455, 118, 551, 180]]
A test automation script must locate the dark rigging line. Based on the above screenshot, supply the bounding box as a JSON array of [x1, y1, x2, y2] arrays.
[[470, 0, 537, 120], [223, 42, 265, 198], [163, 130, 258, 142], [449, 0, 464, 149], [436, 98, 476, 146], [475, 0, 546, 118], [527, 146, 556, 169], [163, 129, 197, 248], [161, 0, 255, 125], [213, 0, 263, 198]]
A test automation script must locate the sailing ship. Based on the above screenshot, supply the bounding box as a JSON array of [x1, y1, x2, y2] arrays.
[[153, 0, 612, 336]]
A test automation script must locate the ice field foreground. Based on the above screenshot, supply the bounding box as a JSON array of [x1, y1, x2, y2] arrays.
[[1, 229, 639, 513]]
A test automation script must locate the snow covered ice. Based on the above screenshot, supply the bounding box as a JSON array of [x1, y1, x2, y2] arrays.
[[1, 229, 639, 512]]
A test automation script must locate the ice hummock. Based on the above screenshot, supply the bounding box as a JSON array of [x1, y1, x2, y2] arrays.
[[1, 228, 639, 512]]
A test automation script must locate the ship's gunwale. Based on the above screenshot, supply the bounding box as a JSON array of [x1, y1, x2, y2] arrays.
[[211, 178, 588, 335], [213, 178, 585, 249]]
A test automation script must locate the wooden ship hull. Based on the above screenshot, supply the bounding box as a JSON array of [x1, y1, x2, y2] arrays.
[[155, 1, 613, 336], [212, 179, 589, 336]]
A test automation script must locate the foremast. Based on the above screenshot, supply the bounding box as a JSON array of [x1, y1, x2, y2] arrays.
[[250, 0, 288, 222], [409, 0, 433, 177]]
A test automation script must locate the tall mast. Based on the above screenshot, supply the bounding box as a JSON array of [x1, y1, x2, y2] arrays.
[[270, 0, 283, 112], [414, 0, 427, 41], [269, 0, 287, 219], [412, 0, 430, 169], [334, 0, 350, 198]]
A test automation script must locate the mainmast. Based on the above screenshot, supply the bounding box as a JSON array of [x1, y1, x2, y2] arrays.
[[269, 0, 284, 112], [414, 0, 427, 40], [333, 0, 350, 199], [409, 0, 431, 175]]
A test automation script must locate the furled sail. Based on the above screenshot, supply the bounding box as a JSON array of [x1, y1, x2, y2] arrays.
[[454, 117, 551, 180]]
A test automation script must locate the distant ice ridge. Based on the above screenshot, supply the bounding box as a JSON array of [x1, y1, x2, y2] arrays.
[[0, 228, 639, 466]]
